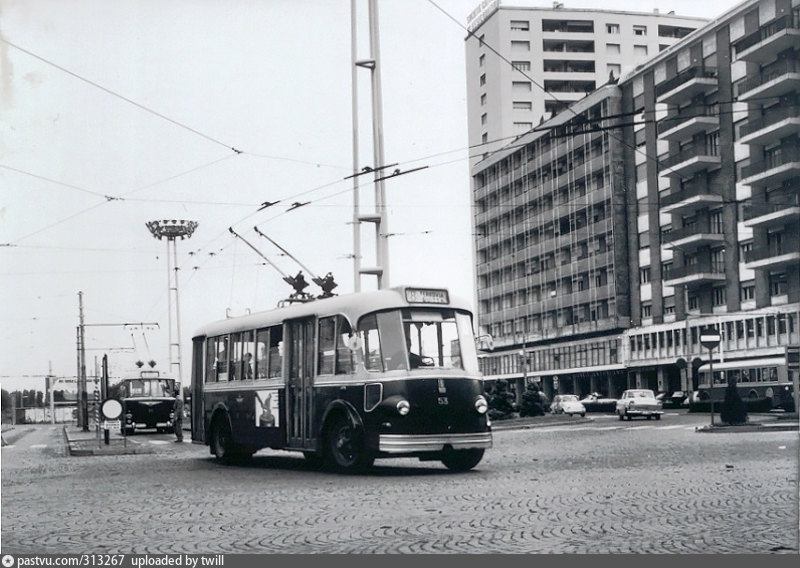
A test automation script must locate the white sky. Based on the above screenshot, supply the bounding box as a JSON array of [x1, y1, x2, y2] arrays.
[[0, 0, 742, 392]]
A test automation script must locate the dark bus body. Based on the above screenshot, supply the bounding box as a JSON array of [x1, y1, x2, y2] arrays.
[[190, 286, 492, 472], [119, 372, 176, 435]]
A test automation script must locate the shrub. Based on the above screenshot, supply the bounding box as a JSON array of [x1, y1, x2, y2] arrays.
[[720, 379, 748, 425]]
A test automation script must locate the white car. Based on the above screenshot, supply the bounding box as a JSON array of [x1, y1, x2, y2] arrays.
[[616, 389, 663, 421], [550, 394, 586, 417]]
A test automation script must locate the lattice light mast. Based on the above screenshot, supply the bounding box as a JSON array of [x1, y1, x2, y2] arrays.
[[146, 220, 197, 390]]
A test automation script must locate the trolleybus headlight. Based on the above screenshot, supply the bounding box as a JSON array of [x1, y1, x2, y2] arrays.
[[475, 395, 488, 414], [396, 399, 411, 416]]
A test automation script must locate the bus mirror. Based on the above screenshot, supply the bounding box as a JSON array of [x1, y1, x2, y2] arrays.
[[346, 334, 363, 352]]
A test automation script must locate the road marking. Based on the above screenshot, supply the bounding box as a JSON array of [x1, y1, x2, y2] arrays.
[[30, 444, 48, 449], [659, 425, 686, 430], [149, 440, 171, 445]]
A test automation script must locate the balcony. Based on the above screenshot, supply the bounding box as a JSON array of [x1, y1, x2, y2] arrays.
[[744, 194, 800, 228], [736, 59, 800, 102], [660, 182, 725, 215], [658, 107, 719, 141], [739, 106, 800, 145], [740, 152, 800, 187], [655, 67, 717, 105], [659, 146, 721, 178], [745, 243, 800, 271], [734, 14, 800, 63], [663, 262, 726, 287], [662, 224, 725, 251]]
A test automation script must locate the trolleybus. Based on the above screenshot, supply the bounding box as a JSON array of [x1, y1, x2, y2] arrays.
[[190, 286, 492, 472], [696, 356, 796, 411], [118, 371, 177, 435]]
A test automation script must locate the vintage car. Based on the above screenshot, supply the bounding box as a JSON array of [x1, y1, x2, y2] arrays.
[[616, 389, 663, 421], [579, 392, 618, 413], [656, 391, 687, 409], [550, 394, 586, 417]]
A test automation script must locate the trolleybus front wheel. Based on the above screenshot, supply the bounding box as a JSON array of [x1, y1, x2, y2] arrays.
[[441, 447, 484, 472], [211, 417, 235, 463], [324, 416, 374, 473]]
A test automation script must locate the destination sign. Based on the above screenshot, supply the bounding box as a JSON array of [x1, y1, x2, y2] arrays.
[[405, 288, 449, 304]]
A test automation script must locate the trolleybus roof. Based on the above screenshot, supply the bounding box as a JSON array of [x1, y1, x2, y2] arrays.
[[192, 285, 472, 339]]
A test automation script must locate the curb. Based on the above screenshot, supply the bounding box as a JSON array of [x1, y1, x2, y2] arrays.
[[491, 415, 595, 431], [62, 426, 155, 456], [695, 422, 799, 433]]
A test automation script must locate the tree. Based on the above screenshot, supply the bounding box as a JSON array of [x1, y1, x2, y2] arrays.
[[487, 380, 517, 420], [720, 377, 747, 425]]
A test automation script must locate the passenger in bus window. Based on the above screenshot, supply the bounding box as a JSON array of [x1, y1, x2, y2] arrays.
[[243, 353, 254, 380]]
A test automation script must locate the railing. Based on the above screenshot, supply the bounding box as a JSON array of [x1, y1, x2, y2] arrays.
[[744, 194, 800, 221], [746, 242, 800, 263], [657, 105, 718, 136], [740, 105, 800, 138], [737, 59, 800, 96], [655, 66, 717, 98], [662, 224, 721, 244], [741, 149, 800, 179], [665, 262, 725, 280], [659, 144, 719, 170], [660, 182, 725, 208], [734, 13, 800, 55]]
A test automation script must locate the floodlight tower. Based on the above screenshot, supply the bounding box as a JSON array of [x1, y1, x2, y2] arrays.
[[146, 220, 197, 390]]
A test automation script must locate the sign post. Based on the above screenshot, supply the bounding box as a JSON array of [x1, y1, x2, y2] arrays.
[[100, 399, 123, 446], [787, 346, 799, 416], [700, 329, 721, 425]]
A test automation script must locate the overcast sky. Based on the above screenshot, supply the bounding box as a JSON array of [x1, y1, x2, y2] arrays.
[[0, 0, 741, 392]]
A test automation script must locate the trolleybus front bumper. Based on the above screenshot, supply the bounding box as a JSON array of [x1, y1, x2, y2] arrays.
[[379, 432, 493, 454]]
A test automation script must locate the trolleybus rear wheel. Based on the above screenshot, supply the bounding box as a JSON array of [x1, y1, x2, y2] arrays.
[[441, 448, 484, 472], [324, 416, 374, 473]]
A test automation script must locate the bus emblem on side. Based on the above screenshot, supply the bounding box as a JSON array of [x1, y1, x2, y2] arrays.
[[438, 397, 449, 405], [438, 379, 447, 394]]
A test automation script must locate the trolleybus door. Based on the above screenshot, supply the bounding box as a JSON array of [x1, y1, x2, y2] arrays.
[[285, 317, 316, 449]]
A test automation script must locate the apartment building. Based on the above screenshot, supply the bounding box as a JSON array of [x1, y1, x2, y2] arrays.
[[469, 0, 800, 401], [465, 2, 707, 163], [620, 0, 800, 394]]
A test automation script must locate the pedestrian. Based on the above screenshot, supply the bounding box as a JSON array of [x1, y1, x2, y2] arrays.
[[173, 389, 184, 442]]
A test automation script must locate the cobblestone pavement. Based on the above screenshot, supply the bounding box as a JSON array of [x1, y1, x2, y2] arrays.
[[1, 414, 798, 554]]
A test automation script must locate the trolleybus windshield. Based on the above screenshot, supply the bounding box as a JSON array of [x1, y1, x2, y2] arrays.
[[356, 308, 478, 373]]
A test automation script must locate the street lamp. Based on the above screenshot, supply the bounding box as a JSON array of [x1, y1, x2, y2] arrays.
[[700, 328, 721, 426], [146, 220, 198, 390]]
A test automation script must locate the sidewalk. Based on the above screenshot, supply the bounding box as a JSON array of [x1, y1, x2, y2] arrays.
[[62, 424, 155, 456]]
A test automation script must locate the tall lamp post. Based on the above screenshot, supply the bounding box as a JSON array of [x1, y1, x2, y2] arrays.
[[146, 220, 198, 391], [700, 328, 721, 426]]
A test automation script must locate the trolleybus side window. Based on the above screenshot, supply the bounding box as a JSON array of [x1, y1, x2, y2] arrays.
[[358, 314, 383, 372], [336, 317, 355, 375], [268, 326, 283, 378], [256, 328, 270, 379], [318, 317, 336, 375], [216, 335, 230, 381]]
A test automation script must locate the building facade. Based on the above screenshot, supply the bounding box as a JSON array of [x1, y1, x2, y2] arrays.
[[465, 2, 707, 164], [469, 0, 800, 402]]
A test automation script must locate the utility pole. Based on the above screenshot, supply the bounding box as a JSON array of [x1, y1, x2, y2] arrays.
[[353, 0, 390, 290], [77, 291, 88, 431]]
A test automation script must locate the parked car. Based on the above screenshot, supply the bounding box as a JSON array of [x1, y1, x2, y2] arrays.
[[616, 389, 663, 421], [579, 392, 617, 413], [550, 394, 586, 417], [656, 391, 687, 409]]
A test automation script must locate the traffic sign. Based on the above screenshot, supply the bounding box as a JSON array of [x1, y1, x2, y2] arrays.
[[700, 332, 721, 350]]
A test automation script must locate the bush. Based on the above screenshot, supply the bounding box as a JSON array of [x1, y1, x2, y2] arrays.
[[519, 384, 548, 417], [486, 380, 517, 420], [720, 379, 748, 425]]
